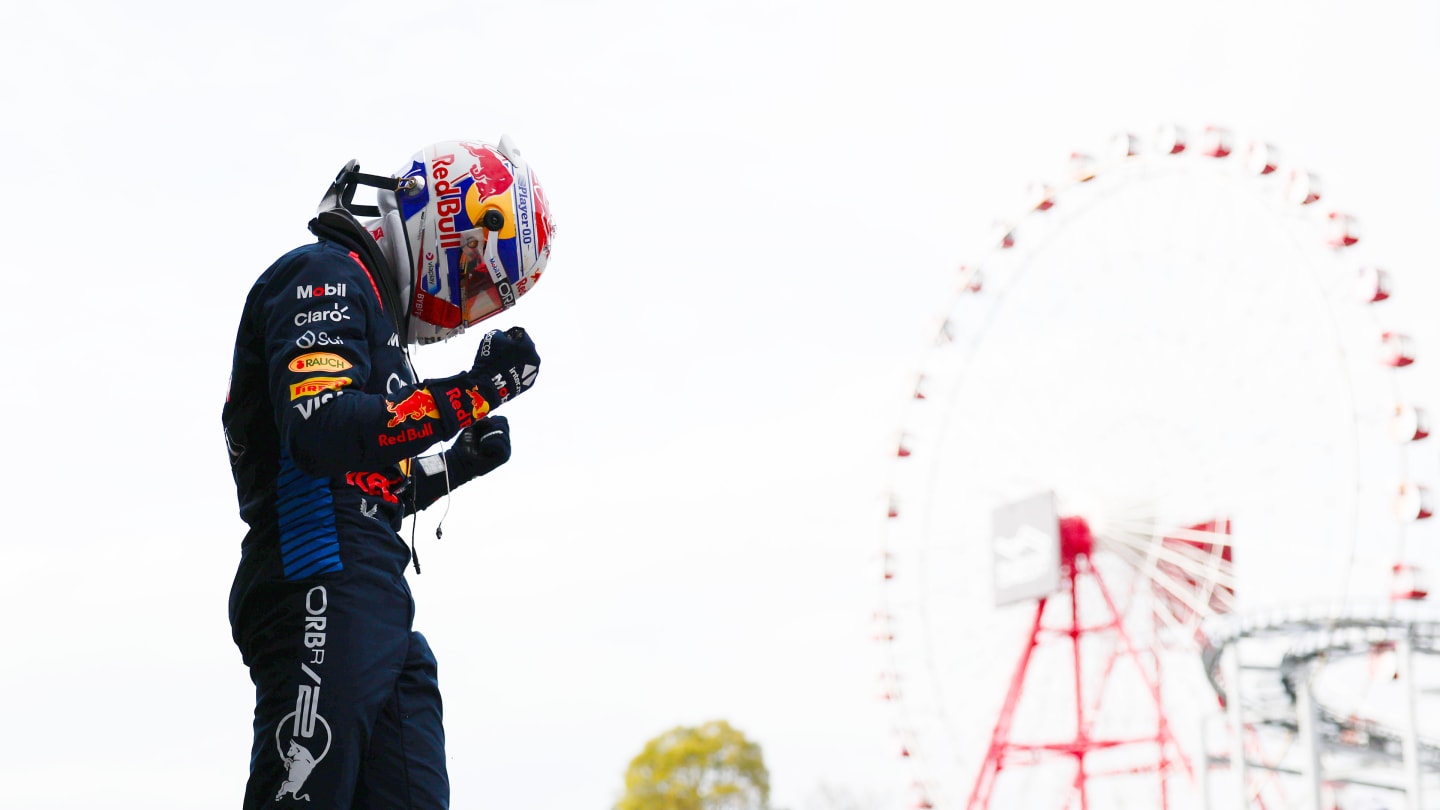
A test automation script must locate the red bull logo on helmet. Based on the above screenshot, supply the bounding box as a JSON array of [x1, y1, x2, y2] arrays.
[[461, 142, 514, 200], [532, 172, 553, 262], [385, 388, 440, 428], [429, 151, 468, 253], [429, 152, 460, 198]]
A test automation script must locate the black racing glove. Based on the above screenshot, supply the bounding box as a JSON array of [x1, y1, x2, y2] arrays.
[[422, 328, 540, 435], [471, 327, 541, 410], [406, 416, 512, 515], [451, 415, 512, 478]]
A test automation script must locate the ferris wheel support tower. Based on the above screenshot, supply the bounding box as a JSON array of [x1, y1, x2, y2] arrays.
[[967, 515, 1193, 810]]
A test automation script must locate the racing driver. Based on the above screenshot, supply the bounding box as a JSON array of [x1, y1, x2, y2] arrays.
[[222, 136, 554, 808]]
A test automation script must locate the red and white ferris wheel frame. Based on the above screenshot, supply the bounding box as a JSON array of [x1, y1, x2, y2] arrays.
[[874, 123, 1435, 810]]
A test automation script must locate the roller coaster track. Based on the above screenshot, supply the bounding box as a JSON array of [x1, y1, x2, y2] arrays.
[[1199, 601, 1440, 800]]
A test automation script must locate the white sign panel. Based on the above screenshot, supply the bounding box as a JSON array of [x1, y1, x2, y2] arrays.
[[991, 491, 1062, 607]]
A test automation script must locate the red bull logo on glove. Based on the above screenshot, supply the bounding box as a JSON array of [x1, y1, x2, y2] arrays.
[[441, 385, 492, 430], [385, 388, 440, 428], [445, 387, 473, 430], [467, 388, 490, 420]]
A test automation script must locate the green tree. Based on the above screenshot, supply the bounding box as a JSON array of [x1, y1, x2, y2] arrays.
[[616, 720, 771, 810]]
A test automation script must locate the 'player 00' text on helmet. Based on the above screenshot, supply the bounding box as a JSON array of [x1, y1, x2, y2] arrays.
[[377, 136, 554, 345]]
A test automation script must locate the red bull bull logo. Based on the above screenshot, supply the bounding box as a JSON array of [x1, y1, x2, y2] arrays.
[[385, 388, 440, 428], [290, 376, 351, 401], [467, 388, 490, 420], [440, 385, 492, 430], [532, 173, 553, 259], [461, 142, 514, 200]]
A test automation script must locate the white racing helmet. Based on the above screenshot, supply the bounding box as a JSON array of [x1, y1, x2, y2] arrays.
[[375, 136, 554, 345]]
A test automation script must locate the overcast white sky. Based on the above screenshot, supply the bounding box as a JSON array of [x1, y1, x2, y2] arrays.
[[2, 1, 1439, 808]]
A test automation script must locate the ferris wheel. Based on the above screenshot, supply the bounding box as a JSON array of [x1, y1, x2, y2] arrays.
[[875, 124, 1439, 810]]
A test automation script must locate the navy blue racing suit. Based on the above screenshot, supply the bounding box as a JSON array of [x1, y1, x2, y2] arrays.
[[223, 237, 497, 809]]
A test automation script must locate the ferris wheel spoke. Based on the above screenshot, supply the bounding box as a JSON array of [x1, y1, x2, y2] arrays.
[[1101, 531, 1237, 597], [1111, 534, 1238, 619], [1102, 518, 1237, 552], [1104, 537, 1237, 627]]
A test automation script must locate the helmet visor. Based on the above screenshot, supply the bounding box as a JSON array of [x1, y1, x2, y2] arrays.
[[458, 224, 516, 326]]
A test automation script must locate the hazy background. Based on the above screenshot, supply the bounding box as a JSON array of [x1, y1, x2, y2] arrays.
[[2, 1, 1437, 807]]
